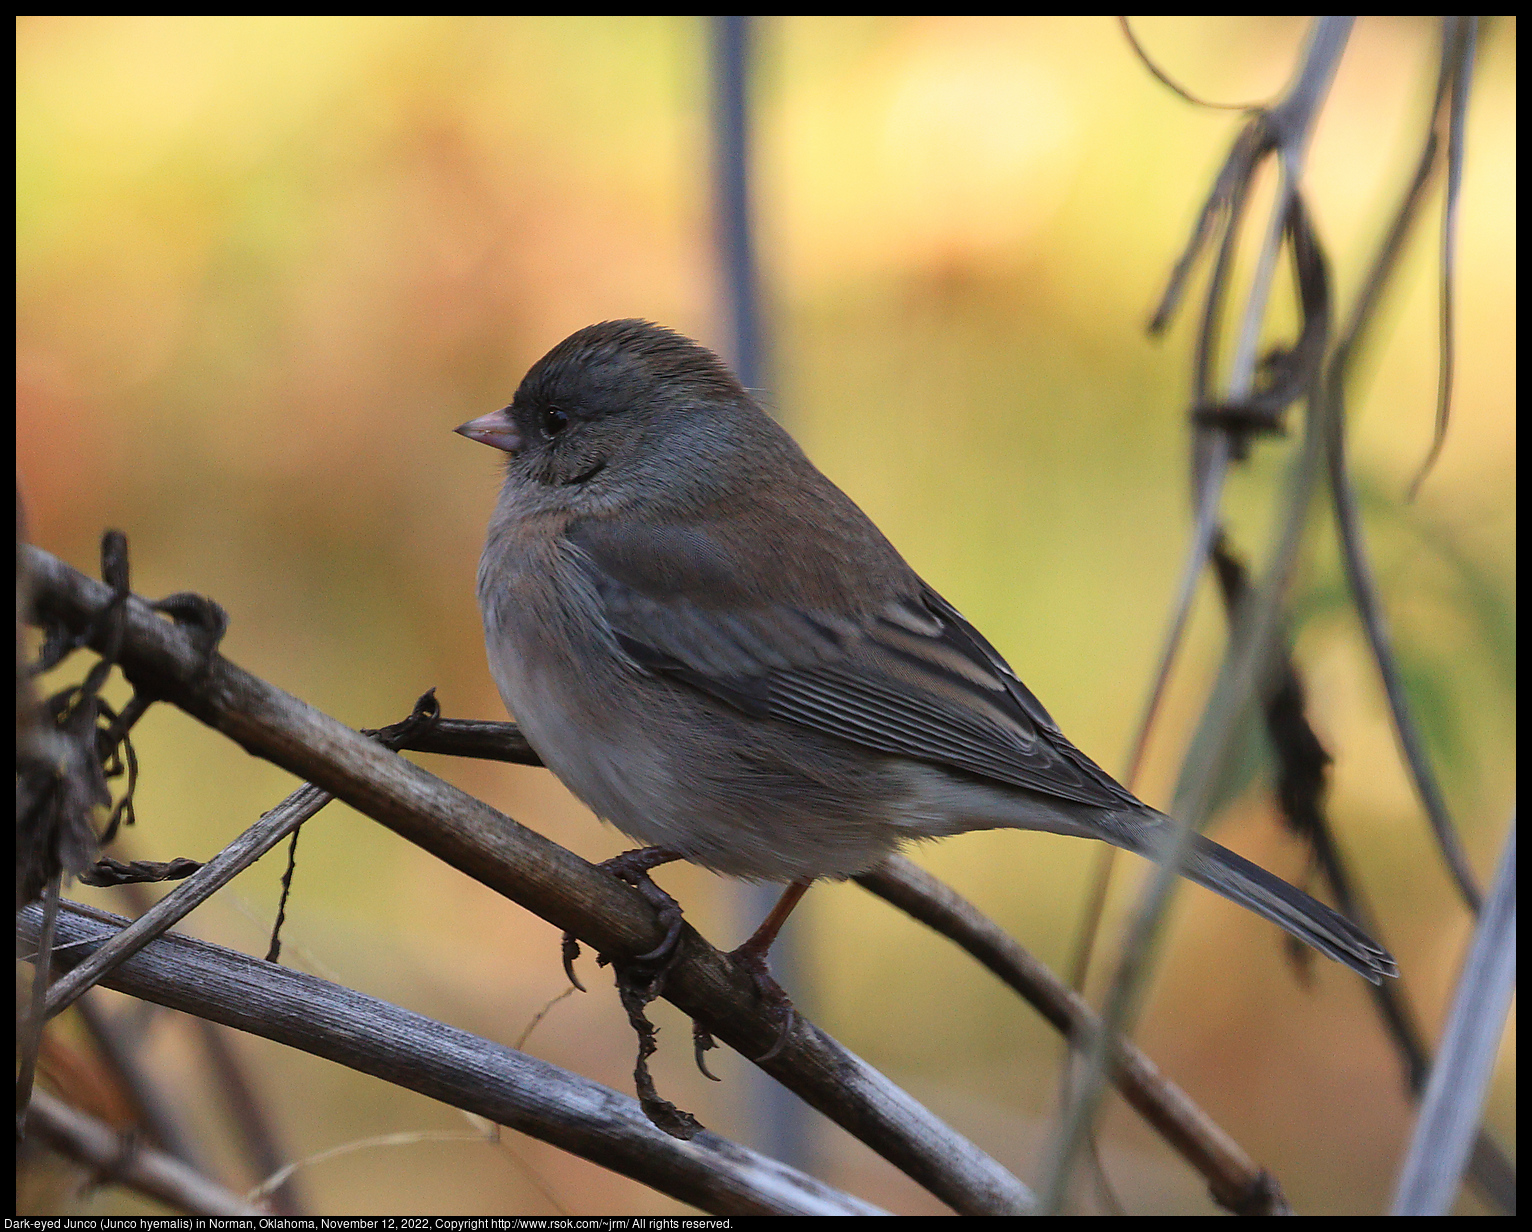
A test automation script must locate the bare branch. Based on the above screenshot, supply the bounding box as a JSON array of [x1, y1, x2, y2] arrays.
[[19, 902, 887, 1217], [23, 1087, 264, 1217], [858, 856, 1290, 1215]]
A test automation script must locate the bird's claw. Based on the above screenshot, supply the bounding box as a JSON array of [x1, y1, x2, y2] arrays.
[[561, 933, 587, 993], [728, 941, 796, 1063], [692, 1021, 721, 1081], [562, 847, 684, 990]]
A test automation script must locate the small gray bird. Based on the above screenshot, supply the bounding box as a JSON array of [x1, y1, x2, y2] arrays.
[[457, 319, 1395, 986]]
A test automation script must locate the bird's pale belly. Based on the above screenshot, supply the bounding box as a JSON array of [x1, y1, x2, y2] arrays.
[[485, 628, 925, 882]]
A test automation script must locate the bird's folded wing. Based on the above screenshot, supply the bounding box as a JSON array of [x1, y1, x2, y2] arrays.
[[567, 519, 1137, 810]]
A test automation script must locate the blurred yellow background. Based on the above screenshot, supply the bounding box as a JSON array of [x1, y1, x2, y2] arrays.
[[18, 15, 1514, 1216]]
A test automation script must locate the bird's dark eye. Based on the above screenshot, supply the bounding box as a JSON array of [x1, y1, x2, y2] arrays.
[[541, 406, 569, 437]]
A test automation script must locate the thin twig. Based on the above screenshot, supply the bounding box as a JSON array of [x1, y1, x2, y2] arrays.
[[1069, 31, 1298, 1003], [1117, 16, 1268, 112], [382, 716, 542, 764], [263, 827, 301, 963], [245, 1130, 492, 1207], [1407, 16, 1476, 501], [1065, 95, 1257, 1041], [1324, 16, 1484, 912], [41, 784, 332, 1019]]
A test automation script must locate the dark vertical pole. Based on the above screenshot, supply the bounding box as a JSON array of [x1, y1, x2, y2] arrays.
[[710, 13, 812, 1175], [713, 14, 766, 398]]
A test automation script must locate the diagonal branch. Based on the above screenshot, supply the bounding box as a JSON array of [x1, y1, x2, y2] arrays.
[[42, 784, 328, 1020], [19, 901, 888, 1217], [23, 1087, 264, 1217], [857, 856, 1289, 1215]]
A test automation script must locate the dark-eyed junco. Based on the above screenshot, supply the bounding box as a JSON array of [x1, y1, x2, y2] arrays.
[[456, 319, 1395, 985]]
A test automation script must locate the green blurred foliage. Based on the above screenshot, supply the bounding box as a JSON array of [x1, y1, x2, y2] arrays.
[[18, 16, 1514, 1216]]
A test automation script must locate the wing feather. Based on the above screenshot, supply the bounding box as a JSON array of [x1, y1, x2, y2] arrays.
[[568, 518, 1137, 810]]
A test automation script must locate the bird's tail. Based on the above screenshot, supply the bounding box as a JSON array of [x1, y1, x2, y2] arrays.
[[918, 772, 1397, 981], [1170, 831, 1396, 983]]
